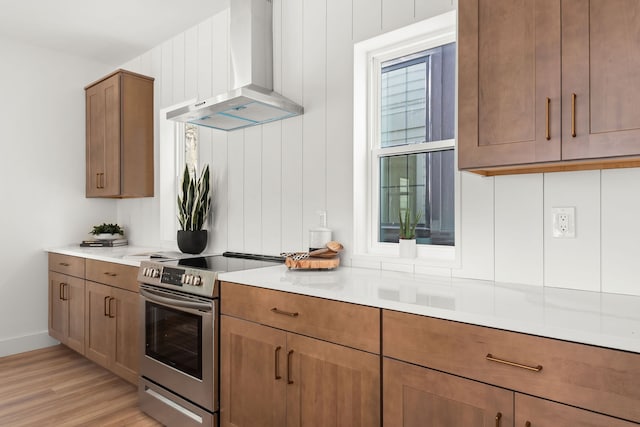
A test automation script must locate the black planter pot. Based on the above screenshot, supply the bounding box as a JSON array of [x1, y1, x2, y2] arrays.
[[177, 230, 208, 254]]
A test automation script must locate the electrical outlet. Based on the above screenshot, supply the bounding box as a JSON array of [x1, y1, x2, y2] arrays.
[[552, 207, 576, 238]]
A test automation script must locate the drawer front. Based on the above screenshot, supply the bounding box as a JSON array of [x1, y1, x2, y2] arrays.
[[86, 259, 139, 292], [48, 253, 85, 278], [383, 309, 640, 423], [221, 282, 380, 354]]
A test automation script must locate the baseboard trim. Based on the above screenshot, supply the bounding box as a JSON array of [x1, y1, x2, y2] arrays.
[[0, 331, 59, 357]]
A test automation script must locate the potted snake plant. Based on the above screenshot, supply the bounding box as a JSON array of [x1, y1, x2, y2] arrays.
[[398, 209, 422, 258], [177, 164, 211, 254]]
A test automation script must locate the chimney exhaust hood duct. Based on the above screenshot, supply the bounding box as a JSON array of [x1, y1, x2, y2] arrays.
[[166, 0, 303, 131]]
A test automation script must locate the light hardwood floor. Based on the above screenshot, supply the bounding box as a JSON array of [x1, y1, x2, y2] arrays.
[[0, 344, 162, 426]]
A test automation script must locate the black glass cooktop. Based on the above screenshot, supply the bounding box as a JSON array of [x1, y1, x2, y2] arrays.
[[160, 252, 285, 272]]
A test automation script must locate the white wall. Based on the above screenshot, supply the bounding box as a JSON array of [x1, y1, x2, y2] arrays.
[[117, 0, 640, 297], [0, 36, 117, 356]]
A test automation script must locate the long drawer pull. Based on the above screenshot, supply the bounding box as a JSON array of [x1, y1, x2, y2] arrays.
[[271, 307, 299, 317], [495, 412, 502, 427], [275, 346, 282, 380], [104, 296, 110, 317], [103, 272, 118, 277], [287, 350, 294, 384], [59, 262, 70, 267], [486, 354, 543, 372]]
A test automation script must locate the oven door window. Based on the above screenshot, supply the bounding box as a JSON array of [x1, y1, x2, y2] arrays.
[[145, 301, 203, 380]]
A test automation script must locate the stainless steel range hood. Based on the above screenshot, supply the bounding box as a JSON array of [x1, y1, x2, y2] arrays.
[[166, 0, 303, 131]]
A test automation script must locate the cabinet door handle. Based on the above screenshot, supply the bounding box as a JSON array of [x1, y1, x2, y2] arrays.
[[275, 346, 282, 380], [271, 307, 299, 317], [287, 350, 294, 384], [103, 272, 118, 277], [59, 283, 65, 300], [495, 412, 502, 427], [571, 93, 577, 137], [545, 97, 551, 140], [486, 354, 543, 372], [104, 296, 110, 316], [108, 297, 115, 318], [62, 283, 68, 301], [525, 422, 531, 427]]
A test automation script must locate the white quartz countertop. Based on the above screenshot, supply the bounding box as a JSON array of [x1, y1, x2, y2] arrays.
[[47, 246, 188, 267], [218, 265, 640, 354], [47, 247, 640, 353]]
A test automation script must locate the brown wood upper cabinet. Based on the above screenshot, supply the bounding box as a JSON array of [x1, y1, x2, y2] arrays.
[[458, 0, 640, 175], [85, 69, 154, 197]]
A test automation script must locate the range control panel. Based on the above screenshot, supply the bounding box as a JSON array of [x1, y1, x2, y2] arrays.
[[138, 263, 218, 298]]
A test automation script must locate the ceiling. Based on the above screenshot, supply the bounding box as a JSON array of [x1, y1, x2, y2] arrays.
[[0, 0, 228, 65]]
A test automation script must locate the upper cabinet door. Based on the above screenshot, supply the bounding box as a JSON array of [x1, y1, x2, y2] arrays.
[[458, 0, 561, 169], [85, 70, 154, 198], [562, 0, 640, 160], [86, 73, 121, 197]]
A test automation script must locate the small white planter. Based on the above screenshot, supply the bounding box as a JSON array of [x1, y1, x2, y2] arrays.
[[398, 239, 417, 258]]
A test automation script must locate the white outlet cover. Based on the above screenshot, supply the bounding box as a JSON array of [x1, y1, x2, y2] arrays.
[[552, 207, 576, 238]]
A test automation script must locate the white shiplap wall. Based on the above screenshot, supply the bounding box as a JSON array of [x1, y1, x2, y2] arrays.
[[117, 0, 640, 297]]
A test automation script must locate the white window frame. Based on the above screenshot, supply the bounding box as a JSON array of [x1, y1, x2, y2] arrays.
[[353, 11, 460, 266], [159, 99, 196, 248]]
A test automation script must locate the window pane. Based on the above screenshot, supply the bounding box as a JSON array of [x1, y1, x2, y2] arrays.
[[380, 42, 455, 147], [379, 149, 455, 246]]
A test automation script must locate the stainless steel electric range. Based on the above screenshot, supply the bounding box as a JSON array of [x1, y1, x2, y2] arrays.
[[136, 252, 284, 427]]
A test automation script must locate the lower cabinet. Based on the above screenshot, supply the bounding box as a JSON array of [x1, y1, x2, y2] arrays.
[[85, 280, 139, 384], [383, 309, 640, 426], [220, 315, 380, 427], [48, 271, 85, 354], [515, 394, 638, 427], [384, 358, 512, 426]]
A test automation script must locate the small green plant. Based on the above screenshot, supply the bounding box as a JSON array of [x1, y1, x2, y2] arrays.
[[399, 210, 422, 240], [178, 164, 211, 231], [90, 223, 124, 235]]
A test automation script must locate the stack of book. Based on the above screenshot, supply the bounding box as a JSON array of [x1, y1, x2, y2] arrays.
[[80, 239, 128, 247]]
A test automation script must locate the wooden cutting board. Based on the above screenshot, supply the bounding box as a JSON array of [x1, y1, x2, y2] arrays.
[[285, 256, 340, 270]]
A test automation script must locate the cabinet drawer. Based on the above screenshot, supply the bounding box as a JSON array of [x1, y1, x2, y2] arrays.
[[221, 282, 380, 354], [48, 253, 85, 278], [86, 259, 139, 292], [383, 309, 640, 423]]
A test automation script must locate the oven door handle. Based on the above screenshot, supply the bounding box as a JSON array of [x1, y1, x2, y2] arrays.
[[140, 288, 213, 312]]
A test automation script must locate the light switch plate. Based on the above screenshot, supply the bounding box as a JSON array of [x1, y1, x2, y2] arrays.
[[552, 207, 576, 238]]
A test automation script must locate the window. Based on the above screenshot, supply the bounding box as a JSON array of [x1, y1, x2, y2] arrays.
[[353, 11, 457, 261], [377, 44, 455, 246]]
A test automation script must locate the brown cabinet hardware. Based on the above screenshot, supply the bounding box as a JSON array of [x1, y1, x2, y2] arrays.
[[496, 412, 502, 427], [525, 422, 531, 427], [59, 262, 70, 267], [62, 283, 68, 301], [103, 272, 118, 277], [271, 307, 299, 317], [108, 297, 115, 318], [59, 283, 65, 300], [287, 350, 294, 384], [104, 296, 110, 317], [275, 346, 282, 380], [486, 354, 543, 372], [546, 98, 551, 140], [571, 93, 577, 137]]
